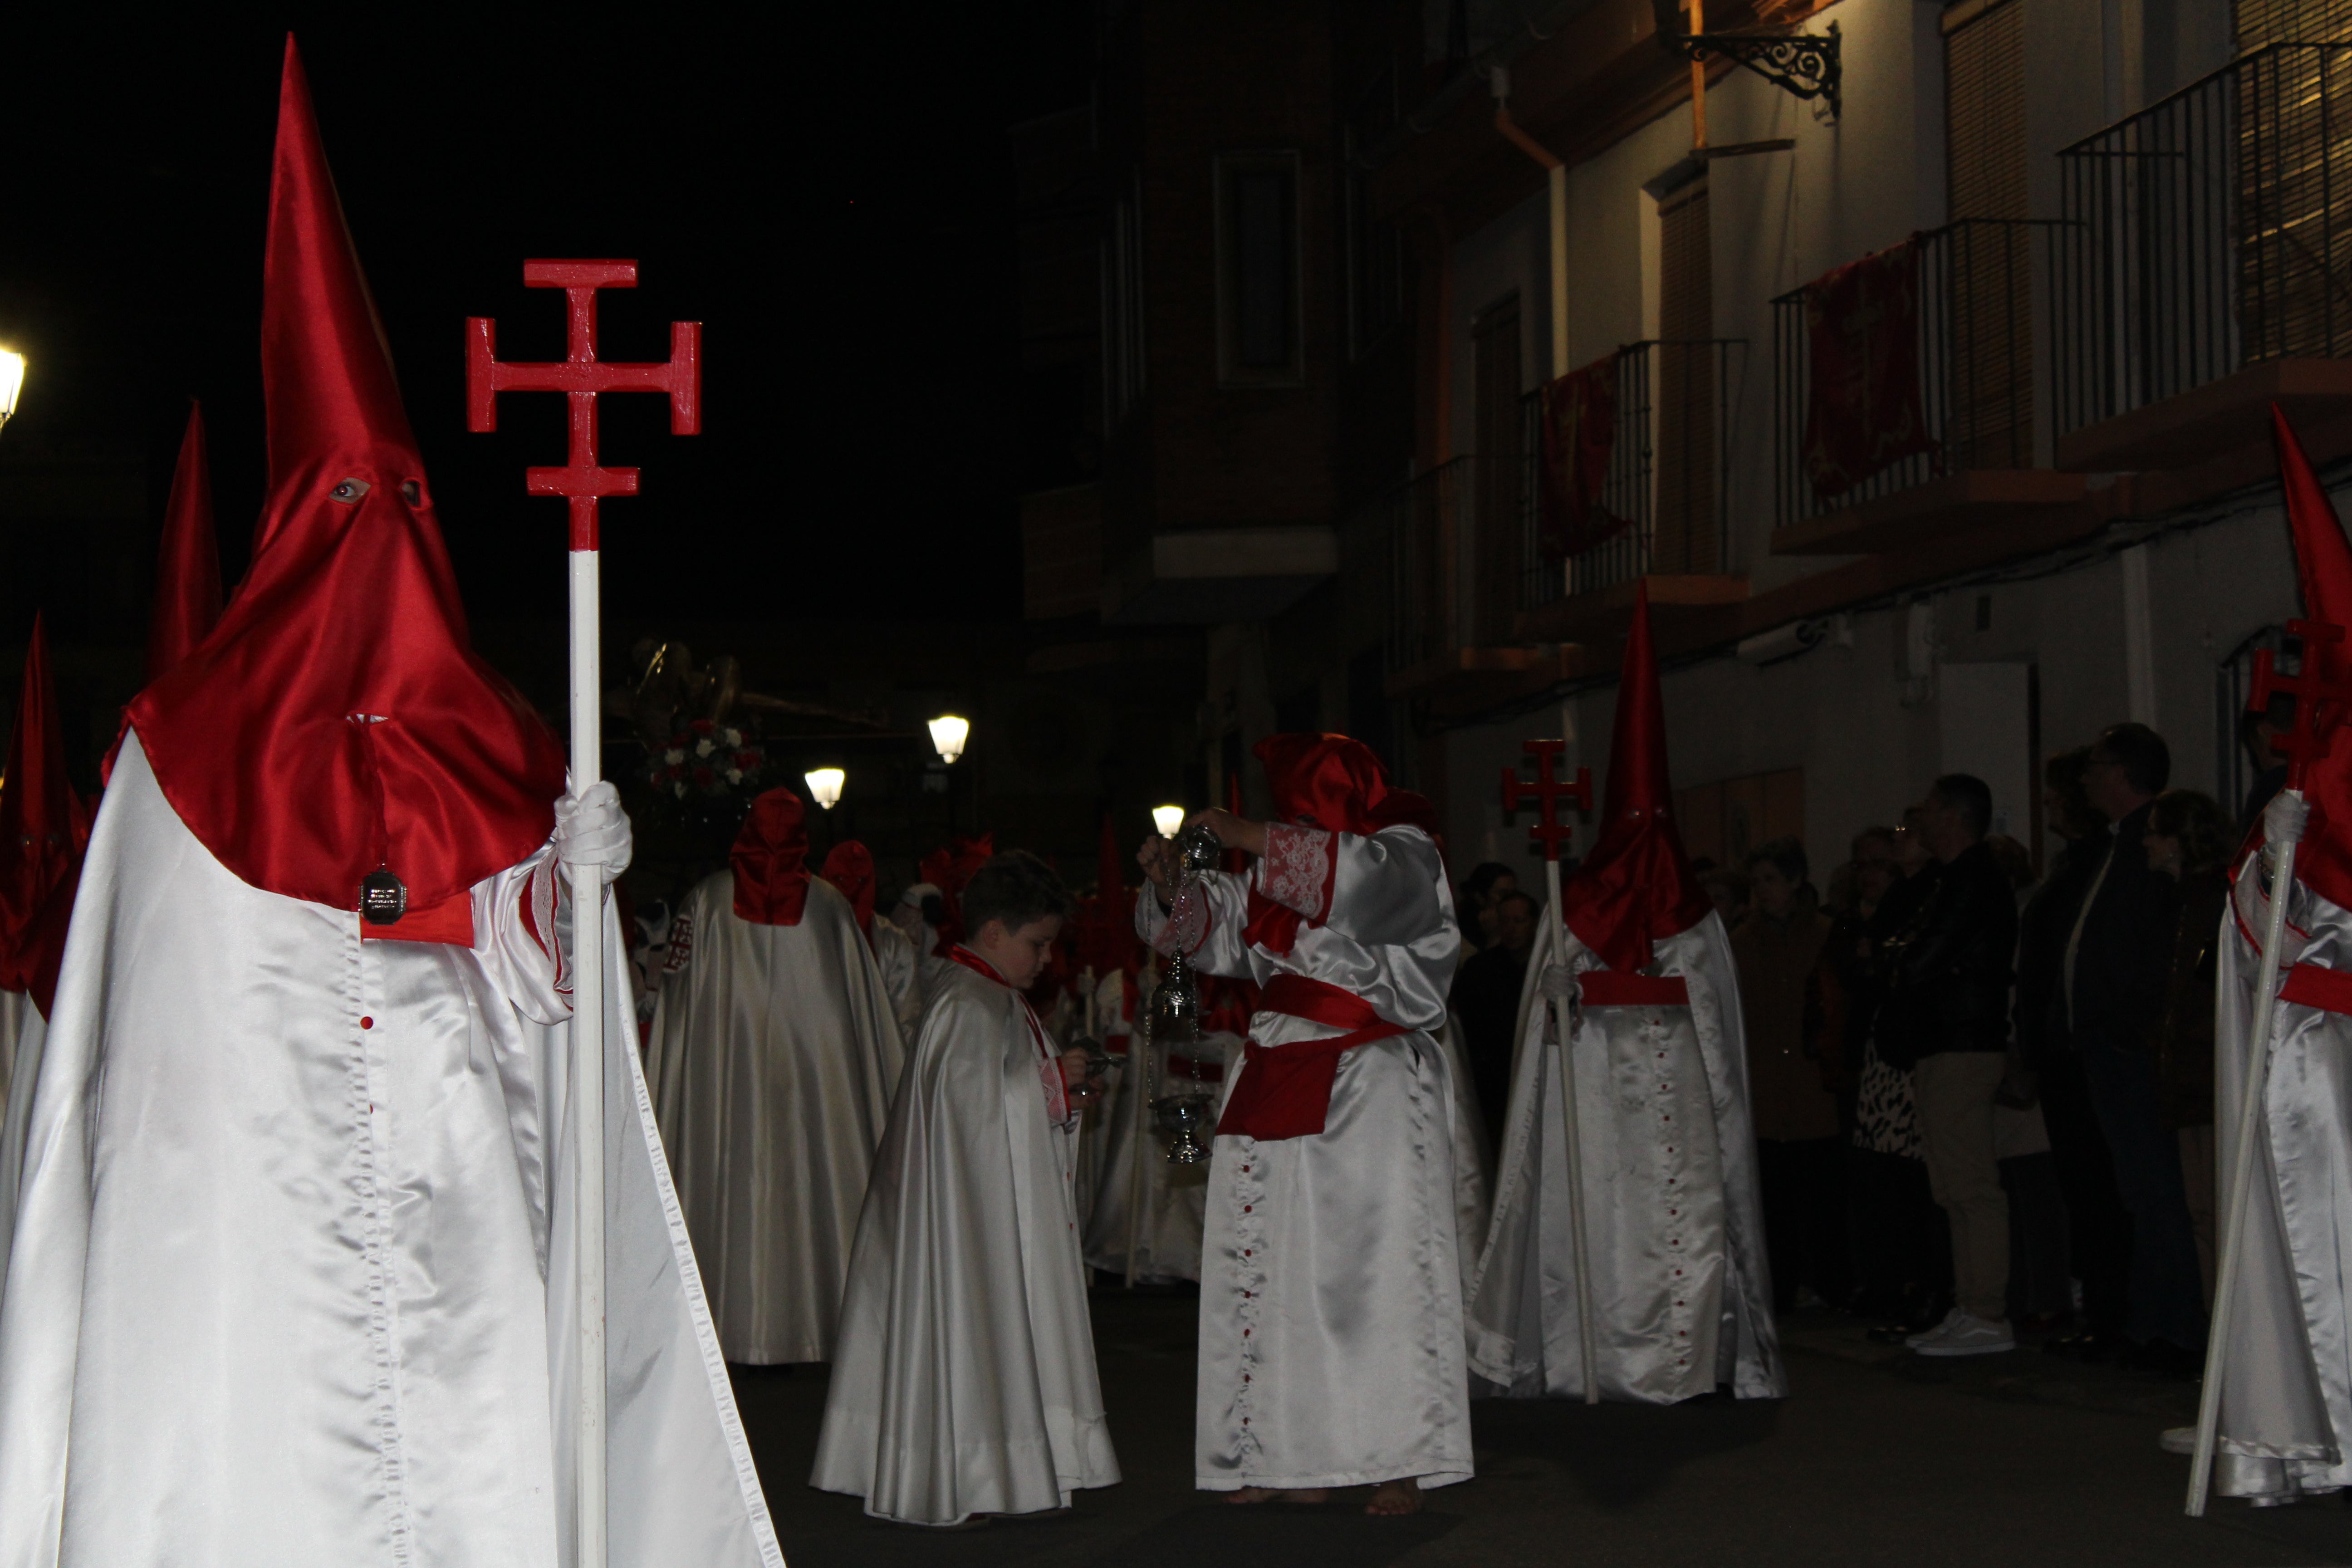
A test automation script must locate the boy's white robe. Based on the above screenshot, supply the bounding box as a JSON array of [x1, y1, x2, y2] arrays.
[[870, 916, 925, 1042], [810, 954, 1119, 1525], [645, 869, 906, 1365], [1465, 906, 1784, 1404], [1137, 823, 1474, 1493], [0, 735, 779, 1568]]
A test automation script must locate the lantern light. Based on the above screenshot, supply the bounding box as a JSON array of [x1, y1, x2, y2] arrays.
[[927, 715, 970, 764], [1152, 804, 1186, 838], [0, 351, 24, 433], [804, 768, 845, 810]]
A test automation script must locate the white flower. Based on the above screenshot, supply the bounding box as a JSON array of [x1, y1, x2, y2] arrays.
[[725, 768, 743, 784], [720, 727, 741, 746], [664, 748, 685, 765], [673, 780, 687, 798], [695, 738, 715, 758]]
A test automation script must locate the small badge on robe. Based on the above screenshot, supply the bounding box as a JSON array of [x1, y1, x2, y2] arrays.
[[360, 867, 408, 926]]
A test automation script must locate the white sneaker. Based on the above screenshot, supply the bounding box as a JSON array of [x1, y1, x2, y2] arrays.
[[1917, 1314, 2017, 1357], [2159, 1426, 2197, 1455], [1905, 1308, 1964, 1348]]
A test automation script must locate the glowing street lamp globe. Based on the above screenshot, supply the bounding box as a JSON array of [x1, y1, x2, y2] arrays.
[[1152, 804, 1186, 838], [0, 351, 24, 434], [803, 768, 845, 810], [927, 715, 970, 764]]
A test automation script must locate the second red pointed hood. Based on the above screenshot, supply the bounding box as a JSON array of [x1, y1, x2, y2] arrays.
[[819, 839, 877, 940], [733, 789, 811, 926], [124, 40, 564, 917], [0, 616, 84, 974], [1562, 583, 1711, 971], [2267, 407, 2352, 911], [148, 401, 223, 682]]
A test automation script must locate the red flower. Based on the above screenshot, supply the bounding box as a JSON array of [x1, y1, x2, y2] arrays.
[[690, 719, 714, 735], [734, 750, 759, 770], [692, 765, 715, 788]]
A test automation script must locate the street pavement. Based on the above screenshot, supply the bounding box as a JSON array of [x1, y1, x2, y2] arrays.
[[735, 1291, 2352, 1568]]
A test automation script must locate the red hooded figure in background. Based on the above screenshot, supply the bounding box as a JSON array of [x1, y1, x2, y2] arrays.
[[0, 40, 779, 1566]]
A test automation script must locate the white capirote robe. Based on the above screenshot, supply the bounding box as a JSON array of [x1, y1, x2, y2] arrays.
[[871, 916, 925, 1041], [1082, 999, 1224, 1285], [810, 953, 1120, 1525], [0, 734, 780, 1568], [645, 869, 906, 1365], [1138, 822, 1473, 1493], [0, 1001, 44, 1317], [0, 989, 23, 1124], [1436, 1013, 1495, 1305], [1466, 906, 1784, 1404], [2210, 857, 2352, 1501], [1068, 967, 1132, 1239]]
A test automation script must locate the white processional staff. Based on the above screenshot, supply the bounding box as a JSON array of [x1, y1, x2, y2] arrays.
[[1500, 740, 1599, 1405], [466, 261, 702, 1568], [2188, 619, 2350, 1517]]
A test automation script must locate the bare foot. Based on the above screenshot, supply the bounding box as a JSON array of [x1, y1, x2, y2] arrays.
[[1366, 1478, 1424, 1516], [1226, 1486, 1332, 1505]]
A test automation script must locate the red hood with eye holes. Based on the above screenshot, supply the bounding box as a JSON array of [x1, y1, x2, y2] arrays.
[[123, 37, 564, 916]]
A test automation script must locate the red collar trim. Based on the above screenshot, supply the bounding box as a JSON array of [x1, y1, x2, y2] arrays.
[[950, 945, 1009, 987]]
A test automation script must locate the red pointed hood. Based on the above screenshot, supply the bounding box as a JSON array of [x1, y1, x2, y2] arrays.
[[2268, 407, 2352, 910], [1082, 809, 1140, 975], [1244, 733, 1441, 954], [819, 838, 877, 940], [148, 401, 223, 681], [1562, 583, 1710, 971], [123, 39, 564, 916], [733, 789, 812, 925], [0, 617, 83, 974], [919, 832, 994, 947]]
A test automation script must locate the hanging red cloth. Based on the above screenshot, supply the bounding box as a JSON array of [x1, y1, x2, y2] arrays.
[[1241, 734, 1440, 955], [731, 788, 811, 926], [819, 839, 877, 942], [122, 41, 566, 921], [1801, 235, 1936, 500], [1536, 348, 1626, 559]]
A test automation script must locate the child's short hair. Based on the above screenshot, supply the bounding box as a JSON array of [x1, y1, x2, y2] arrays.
[[960, 850, 1073, 937]]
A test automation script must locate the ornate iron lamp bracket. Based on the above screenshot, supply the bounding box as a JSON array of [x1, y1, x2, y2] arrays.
[[1678, 21, 1840, 120]]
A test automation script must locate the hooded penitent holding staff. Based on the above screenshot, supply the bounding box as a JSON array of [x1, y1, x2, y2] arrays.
[[1137, 734, 1470, 1516], [0, 43, 778, 1565], [647, 788, 906, 1365], [1466, 585, 1783, 1405]]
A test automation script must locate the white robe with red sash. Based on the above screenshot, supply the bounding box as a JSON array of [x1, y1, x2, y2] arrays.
[[1137, 823, 1472, 1493], [0, 733, 779, 1567], [644, 870, 905, 1365], [1465, 906, 1783, 1404], [810, 947, 1119, 1525]]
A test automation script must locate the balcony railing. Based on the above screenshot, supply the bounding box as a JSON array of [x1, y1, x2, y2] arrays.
[[2054, 42, 2352, 439], [1519, 339, 1744, 610], [1774, 219, 2061, 534]]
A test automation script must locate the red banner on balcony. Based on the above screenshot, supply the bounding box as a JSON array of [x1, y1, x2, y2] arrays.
[[1803, 236, 1936, 500], [1536, 349, 1625, 560]]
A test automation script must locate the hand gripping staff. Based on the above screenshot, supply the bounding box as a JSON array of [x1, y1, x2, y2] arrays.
[[466, 261, 702, 1566], [1501, 740, 1598, 1403], [2189, 617, 2352, 1516]]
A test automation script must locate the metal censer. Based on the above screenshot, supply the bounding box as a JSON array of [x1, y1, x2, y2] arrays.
[[1148, 821, 1224, 1165]]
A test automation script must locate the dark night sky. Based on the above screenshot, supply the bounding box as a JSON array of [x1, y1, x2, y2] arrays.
[[0, 9, 1089, 632]]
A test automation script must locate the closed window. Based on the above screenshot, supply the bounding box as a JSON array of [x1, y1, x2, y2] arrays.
[[1216, 151, 1304, 385]]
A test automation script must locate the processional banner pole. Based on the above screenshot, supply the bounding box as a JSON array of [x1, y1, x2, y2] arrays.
[[1502, 740, 1597, 1405], [2188, 617, 2350, 1516], [466, 262, 701, 1565]]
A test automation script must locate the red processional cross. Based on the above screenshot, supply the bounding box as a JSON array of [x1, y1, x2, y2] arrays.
[[1500, 739, 1593, 862], [2253, 617, 2352, 791], [464, 259, 702, 549]]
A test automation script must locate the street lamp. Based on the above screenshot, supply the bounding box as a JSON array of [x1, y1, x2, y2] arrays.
[[803, 768, 844, 809], [0, 351, 24, 436], [927, 715, 970, 764], [1152, 804, 1186, 838]]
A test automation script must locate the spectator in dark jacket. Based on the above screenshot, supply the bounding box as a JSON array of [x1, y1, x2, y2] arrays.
[[1453, 888, 1536, 1150], [2146, 788, 2231, 1312], [2022, 748, 2132, 1361], [2069, 723, 2202, 1374], [1877, 774, 2019, 1357]]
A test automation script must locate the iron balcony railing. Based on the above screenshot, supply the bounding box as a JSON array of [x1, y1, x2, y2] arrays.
[[1372, 455, 1481, 671], [1518, 338, 1744, 610], [1773, 218, 2061, 533], [2054, 42, 2352, 438]]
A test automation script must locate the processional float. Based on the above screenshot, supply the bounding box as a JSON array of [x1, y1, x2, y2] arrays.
[[466, 262, 701, 1565]]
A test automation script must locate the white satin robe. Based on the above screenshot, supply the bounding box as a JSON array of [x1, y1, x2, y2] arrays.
[[645, 870, 906, 1365], [1069, 966, 1132, 1239], [810, 955, 1120, 1525], [0, 1003, 44, 1315], [871, 916, 925, 1042], [1466, 908, 1784, 1404], [0, 734, 780, 1568], [1082, 985, 1223, 1285], [1137, 823, 1473, 1494], [2210, 858, 2352, 1501]]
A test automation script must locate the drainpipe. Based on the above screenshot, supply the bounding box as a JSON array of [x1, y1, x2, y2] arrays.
[[1491, 68, 1569, 381]]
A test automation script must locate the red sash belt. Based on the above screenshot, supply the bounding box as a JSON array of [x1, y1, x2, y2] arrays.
[[1215, 974, 1411, 1142], [2283, 962, 2352, 1016], [1578, 970, 1690, 1008]]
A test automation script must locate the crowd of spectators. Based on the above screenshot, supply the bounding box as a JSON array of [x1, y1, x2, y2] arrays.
[[1450, 717, 2240, 1373]]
